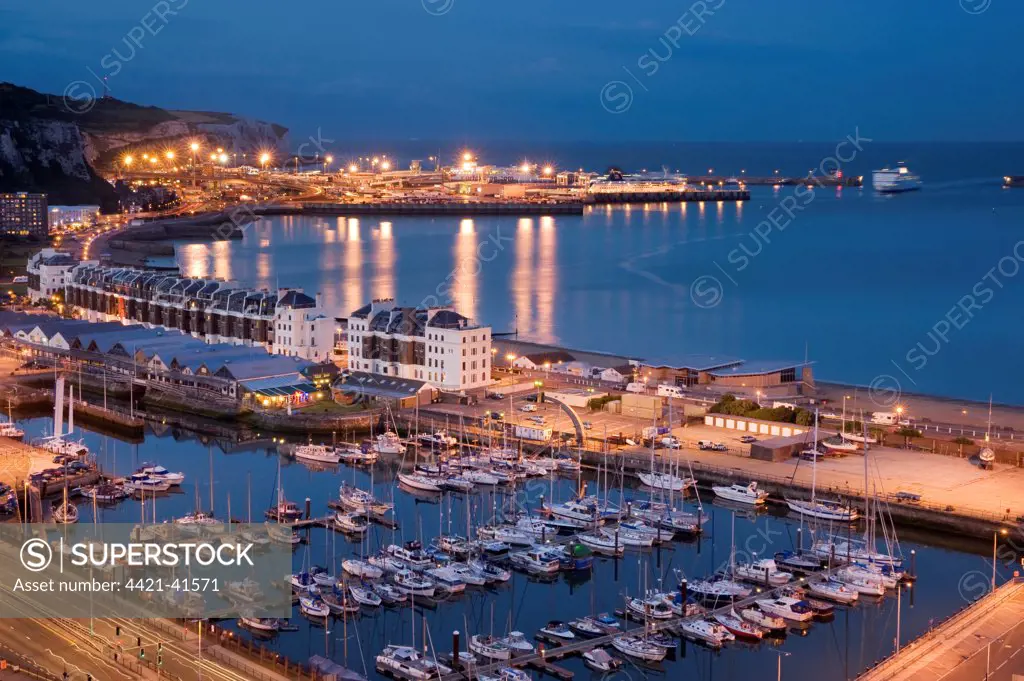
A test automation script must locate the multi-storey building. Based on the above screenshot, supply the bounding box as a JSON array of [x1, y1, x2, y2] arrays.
[[0, 193, 48, 238], [26, 249, 79, 302], [345, 298, 492, 392], [64, 264, 335, 362]]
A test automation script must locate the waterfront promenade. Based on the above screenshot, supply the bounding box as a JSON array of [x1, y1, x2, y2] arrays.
[[858, 578, 1024, 681]]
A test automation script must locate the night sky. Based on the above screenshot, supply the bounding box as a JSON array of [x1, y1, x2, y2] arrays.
[[2, 0, 1020, 142]]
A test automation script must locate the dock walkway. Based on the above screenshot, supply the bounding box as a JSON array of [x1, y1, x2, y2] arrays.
[[858, 578, 1024, 681]]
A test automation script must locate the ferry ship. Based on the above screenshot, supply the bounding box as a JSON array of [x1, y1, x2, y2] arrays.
[[872, 163, 921, 193]]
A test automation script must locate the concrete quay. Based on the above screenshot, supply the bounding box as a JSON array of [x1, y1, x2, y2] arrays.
[[858, 578, 1024, 681]]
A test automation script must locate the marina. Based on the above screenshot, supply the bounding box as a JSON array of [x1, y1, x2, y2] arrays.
[[3, 412, 1019, 681]]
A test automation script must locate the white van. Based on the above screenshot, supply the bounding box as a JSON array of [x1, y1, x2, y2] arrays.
[[625, 382, 647, 394], [657, 384, 685, 398]]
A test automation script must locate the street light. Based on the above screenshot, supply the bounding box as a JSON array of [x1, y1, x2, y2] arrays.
[[218, 152, 228, 164], [348, 163, 358, 173], [324, 154, 333, 173], [165, 150, 175, 162], [259, 152, 271, 169], [993, 528, 1009, 590]]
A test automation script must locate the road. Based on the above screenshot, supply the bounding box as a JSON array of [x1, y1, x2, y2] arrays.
[[940, 616, 1024, 681]]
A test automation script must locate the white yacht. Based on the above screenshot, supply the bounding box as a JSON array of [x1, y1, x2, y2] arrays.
[[292, 444, 341, 465], [386, 541, 434, 568], [138, 464, 185, 486], [638, 471, 694, 492], [755, 595, 814, 622], [397, 472, 442, 493], [611, 635, 666, 662], [425, 565, 466, 593], [334, 511, 369, 534], [577, 532, 624, 556], [469, 635, 511, 661], [811, 537, 903, 568], [392, 569, 436, 597], [349, 584, 382, 607], [712, 481, 768, 505], [374, 431, 404, 454], [509, 548, 560, 574], [0, 422, 24, 440], [625, 596, 674, 620], [342, 558, 384, 580], [872, 163, 921, 193], [376, 645, 451, 680], [600, 526, 654, 548], [338, 483, 393, 516], [678, 619, 733, 648], [836, 567, 887, 596], [807, 578, 859, 604], [734, 557, 793, 586], [785, 497, 860, 522]]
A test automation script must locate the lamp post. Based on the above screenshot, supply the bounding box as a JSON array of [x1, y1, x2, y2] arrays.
[[324, 154, 333, 174], [190, 142, 200, 186], [993, 528, 1008, 590]]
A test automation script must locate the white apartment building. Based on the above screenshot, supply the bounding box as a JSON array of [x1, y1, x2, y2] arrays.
[[272, 290, 335, 362], [346, 298, 492, 392], [26, 248, 79, 303]]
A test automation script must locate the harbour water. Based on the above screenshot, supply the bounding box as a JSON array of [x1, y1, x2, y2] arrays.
[[16, 415, 1012, 681], [177, 175, 1024, 404]]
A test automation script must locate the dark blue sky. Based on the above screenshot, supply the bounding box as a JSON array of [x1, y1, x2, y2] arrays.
[[2, 0, 1020, 143]]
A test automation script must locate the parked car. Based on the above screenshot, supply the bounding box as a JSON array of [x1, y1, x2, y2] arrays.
[[698, 440, 715, 450], [520, 404, 537, 412], [525, 394, 539, 402], [740, 435, 757, 444], [582, 421, 593, 430], [489, 411, 504, 421]]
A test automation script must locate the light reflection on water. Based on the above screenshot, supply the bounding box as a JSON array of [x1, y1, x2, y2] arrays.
[[11, 414, 1007, 681]]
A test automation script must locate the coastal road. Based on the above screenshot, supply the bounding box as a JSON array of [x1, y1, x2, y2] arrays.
[[939, 616, 1024, 681]]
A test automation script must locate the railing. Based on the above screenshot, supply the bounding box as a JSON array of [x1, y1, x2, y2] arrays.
[[857, 578, 1024, 680]]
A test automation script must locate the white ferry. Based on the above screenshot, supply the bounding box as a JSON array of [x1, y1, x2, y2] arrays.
[[872, 163, 921, 193]]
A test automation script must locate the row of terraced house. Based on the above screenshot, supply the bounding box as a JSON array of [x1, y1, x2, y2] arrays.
[[63, 263, 336, 363]]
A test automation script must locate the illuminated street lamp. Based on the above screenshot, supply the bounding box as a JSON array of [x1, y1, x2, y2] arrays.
[[993, 528, 1009, 589], [165, 150, 175, 162], [324, 154, 333, 173], [380, 160, 391, 171], [348, 163, 358, 173], [542, 165, 553, 176], [259, 152, 271, 170], [218, 152, 228, 164]]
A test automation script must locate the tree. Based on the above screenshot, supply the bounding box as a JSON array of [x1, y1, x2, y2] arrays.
[[895, 427, 923, 449]]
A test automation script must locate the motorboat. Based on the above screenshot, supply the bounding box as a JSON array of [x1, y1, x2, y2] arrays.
[[433, 535, 476, 557], [618, 519, 666, 541], [175, 511, 218, 528], [439, 475, 475, 493], [386, 541, 434, 569], [502, 632, 534, 655], [739, 607, 787, 632], [449, 562, 488, 586], [638, 471, 694, 492], [374, 431, 405, 454], [513, 516, 555, 540], [469, 557, 510, 582], [370, 553, 409, 574], [267, 499, 303, 521], [292, 443, 342, 465], [336, 444, 378, 465], [539, 621, 575, 640], [807, 578, 859, 604], [734, 557, 793, 586], [660, 590, 706, 618], [462, 469, 501, 486], [126, 473, 171, 494], [52, 501, 78, 524], [611, 635, 666, 662], [569, 616, 616, 638], [542, 498, 602, 526], [310, 566, 337, 588], [478, 669, 530, 681], [392, 569, 436, 597], [372, 582, 408, 605], [577, 532, 624, 556], [582, 648, 622, 673], [679, 619, 733, 648], [426, 565, 466, 594], [266, 522, 300, 546], [137, 464, 185, 486], [509, 548, 560, 574], [478, 524, 533, 547], [334, 511, 369, 534], [299, 595, 330, 619], [418, 431, 457, 449], [469, 635, 511, 661], [338, 483, 393, 516], [342, 558, 383, 580], [376, 645, 451, 680], [83, 483, 128, 504], [398, 472, 442, 493], [785, 497, 859, 522], [713, 611, 764, 641], [557, 542, 594, 572], [712, 482, 768, 505], [225, 578, 264, 603], [289, 571, 315, 593], [349, 584, 383, 607], [626, 595, 674, 620], [40, 438, 89, 458], [755, 596, 814, 622], [239, 617, 281, 633]]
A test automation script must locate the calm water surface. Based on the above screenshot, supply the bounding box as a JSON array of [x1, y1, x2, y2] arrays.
[[177, 181, 1024, 403], [17, 416, 1012, 681]]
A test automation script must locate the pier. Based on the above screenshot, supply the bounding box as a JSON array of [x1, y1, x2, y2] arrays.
[[857, 577, 1024, 681], [299, 201, 585, 216]]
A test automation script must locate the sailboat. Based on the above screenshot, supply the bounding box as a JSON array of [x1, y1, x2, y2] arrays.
[[0, 398, 23, 440], [785, 411, 859, 522], [979, 396, 996, 467], [52, 458, 78, 524], [40, 379, 88, 458]]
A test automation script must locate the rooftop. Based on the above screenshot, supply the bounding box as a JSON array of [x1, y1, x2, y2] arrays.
[[638, 354, 744, 372], [708, 360, 811, 377]]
